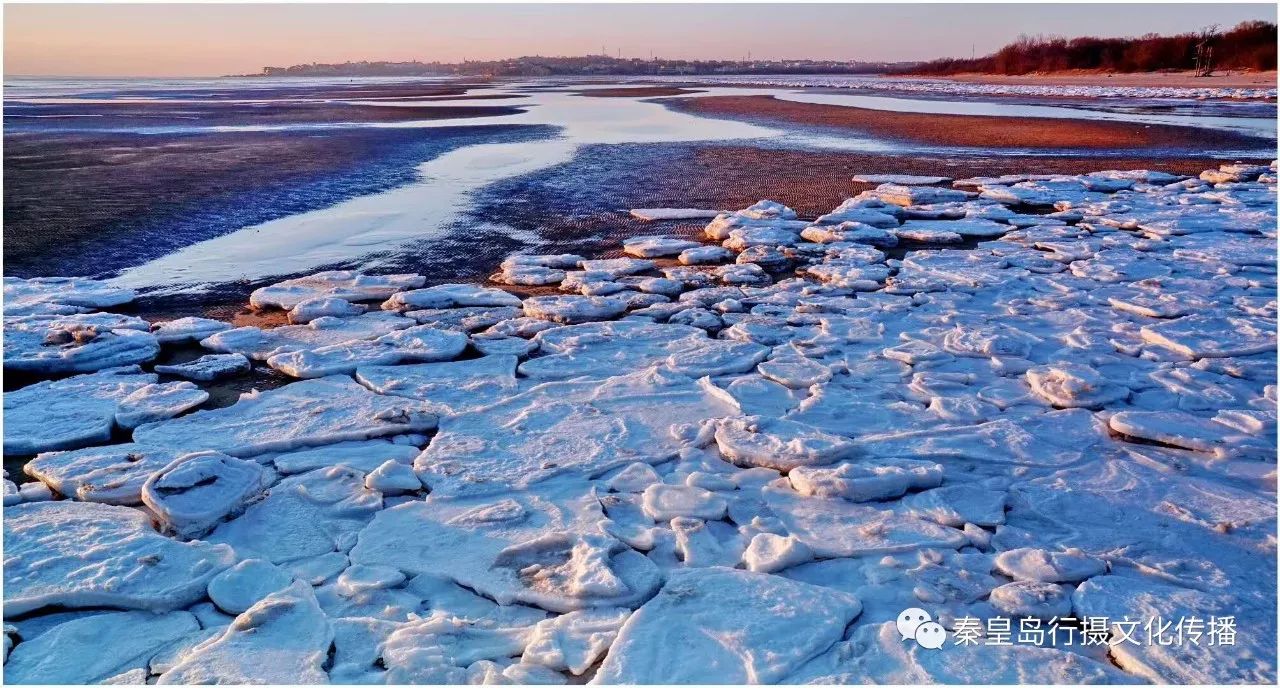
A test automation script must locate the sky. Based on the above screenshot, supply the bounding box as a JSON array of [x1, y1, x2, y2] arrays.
[[4, 3, 1276, 77]]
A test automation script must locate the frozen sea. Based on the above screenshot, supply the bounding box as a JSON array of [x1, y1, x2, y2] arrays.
[[2, 75, 1277, 685]]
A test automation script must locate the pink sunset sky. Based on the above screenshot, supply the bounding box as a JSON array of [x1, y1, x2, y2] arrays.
[[5, 3, 1275, 77]]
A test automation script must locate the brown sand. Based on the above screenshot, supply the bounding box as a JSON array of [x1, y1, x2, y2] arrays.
[[576, 87, 705, 98], [920, 70, 1277, 90], [534, 146, 1262, 225], [670, 95, 1268, 150]]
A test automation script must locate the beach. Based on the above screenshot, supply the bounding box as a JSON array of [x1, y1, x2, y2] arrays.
[[918, 69, 1278, 90], [667, 94, 1270, 150]]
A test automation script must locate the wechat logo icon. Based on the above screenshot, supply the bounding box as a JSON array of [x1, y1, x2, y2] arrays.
[[897, 608, 947, 650]]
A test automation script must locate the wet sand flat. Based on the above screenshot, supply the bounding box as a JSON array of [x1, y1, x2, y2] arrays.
[[669, 94, 1269, 150], [575, 86, 705, 98], [2, 124, 556, 279], [5, 101, 526, 128]]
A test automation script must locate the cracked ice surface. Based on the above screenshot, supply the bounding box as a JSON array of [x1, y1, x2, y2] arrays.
[[1, 160, 1276, 684]]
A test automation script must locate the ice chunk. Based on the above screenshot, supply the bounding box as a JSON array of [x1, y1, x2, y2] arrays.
[[383, 283, 522, 310], [594, 567, 860, 684], [24, 443, 185, 504], [853, 174, 952, 185], [115, 381, 209, 429], [4, 367, 156, 455], [418, 368, 738, 496], [1109, 410, 1253, 454], [757, 348, 833, 388], [943, 323, 1038, 359], [623, 236, 702, 258], [899, 218, 1010, 238], [894, 226, 963, 244], [494, 263, 566, 286], [205, 466, 382, 564], [265, 324, 469, 378], [406, 305, 524, 332], [1074, 574, 1275, 683], [3, 611, 199, 684], [350, 486, 662, 613], [989, 580, 1072, 618], [133, 376, 438, 458], [336, 564, 406, 596], [377, 613, 535, 683], [665, 339, 768, 377], [524, 295, 628, 324], [472, 333, 539, 357], [860, 409, 1106, 467], [805, 262, 892, 290], [641, 484, 727, 521], [268, 439, 420, 475], [158, 582, 333, 684], [154, 353, 251, 381], [207, 559, 293, 614], [3, 501, 235, 615], [788, 621, 1134, 683], [903, 484, 1007, 527], [802, 222, 899, 248], [5, 319, 159, 374], [200, 311, 413, 361], [883, 339, 953, 365], [503, 253, 585, 270], [872, 184, 974, 207], [678, 245, 733, 264], [738, 200, 798, 221], [630, 208, 723, 221], [788, 458, 943, 502], [356, 354, 519, 416], [764, 487, 966, 558], [522, 607, 630, 675], [993, 547, 1106, 583], [365, 459, 422, 495], [249, 270, 424, 310], [714, 416, 859, 471], [1025, 362, 1129, 409], [141, 451, 268, 538], [150, 316, 232, 343], [4, 276, 135, 315], [1140, 314, 1276, 358], [287, 296, 366, 323], [742, 533, 814, 573], [579, 257, 656, 277]]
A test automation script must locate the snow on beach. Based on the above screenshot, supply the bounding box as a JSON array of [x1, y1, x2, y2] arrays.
[[637, 73, 1279, 101], [2, 161, 1278, 684]]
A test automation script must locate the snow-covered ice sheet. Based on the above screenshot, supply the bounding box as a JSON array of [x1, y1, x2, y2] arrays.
[[133, 376, 438, 458], [3, 162, 1276, 684], [3, 501, 235, 616]]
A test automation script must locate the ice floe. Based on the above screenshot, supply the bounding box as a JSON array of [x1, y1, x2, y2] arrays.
[[133, 376, 437, 457], [3, 162, 1276, 684], [594, 567, 860, 683], [249, 270, 424, 310], [5, 316, 159, 374], [158, 582, 333, 684], [141, 451, 268, 538], [5, 367, 158, 455], [153, 353, 251, 381], [3, 501, 234, 615]]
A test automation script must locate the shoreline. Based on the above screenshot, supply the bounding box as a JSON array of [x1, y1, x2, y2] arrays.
[[898, 69, 1277, 90], [667, 94, 1273, 151]]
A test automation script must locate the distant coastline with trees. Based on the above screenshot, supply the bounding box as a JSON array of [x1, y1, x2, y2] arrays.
[[243, 22, 1276, 80], [900, 21, 1276, 76], [245, 56, 909, 78]]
